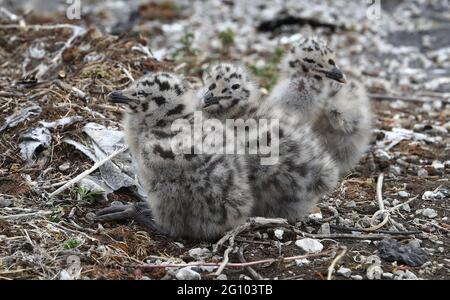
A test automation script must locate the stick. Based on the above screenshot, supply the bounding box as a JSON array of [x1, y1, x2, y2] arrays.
[[139, 251, 331, 269], [300, 232, 411, 240], [327, 247, 347, 280], [237, 246, 264, 280], [0, 210, 53, 220], [215, 247, 233, 276], [48, 146, 128, 197], [367, 173, 390, 231], [213, 217, 288, 252]]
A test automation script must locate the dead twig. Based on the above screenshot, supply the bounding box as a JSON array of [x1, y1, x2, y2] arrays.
[[237, 246, 264, 280], [139, 251, 331, 270], [213, 217, 288, 252], [0, 210, 53, 220], [327, 247, 347, 280], [48, 145, 128, 197]]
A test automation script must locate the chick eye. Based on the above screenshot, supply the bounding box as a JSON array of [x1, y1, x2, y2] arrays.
[[328, 59, 335, 66], [231, 84, 240, 90]]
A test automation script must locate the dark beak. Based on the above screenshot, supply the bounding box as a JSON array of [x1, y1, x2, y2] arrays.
[[321, 67, 346, 83], [109, 91, 137, 104], [202, 92, 219, 108]]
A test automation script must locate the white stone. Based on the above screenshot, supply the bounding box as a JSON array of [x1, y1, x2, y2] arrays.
[[320, 223, 331, 235], [295, 238, 324, 253], [337, 267, 352, 278], [274, 229, 284, 240], [422, 208, 438, 218], [345, 200, 357, 208], [367, 265, 383, 280], [417, 168, 428, 177], [216, 274, 227, 280], [402, 203, 411, 212], [188, 248, 211, 260], [398, 191, 409, 198], [351, 275, 363, 280], [382, 272, 394, 279], [431, 160, 444, 170], [175, 267, 201, 280], [308, 212, 323, 221], [295, 258, 311, 267]]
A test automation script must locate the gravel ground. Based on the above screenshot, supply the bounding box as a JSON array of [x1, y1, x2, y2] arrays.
[[0, 0, 449, 280]]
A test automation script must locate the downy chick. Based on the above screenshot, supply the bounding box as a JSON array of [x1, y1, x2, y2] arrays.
[[268, 36, 372, 176], [98, 72, 254, 240], [199, 63, 339, 222]]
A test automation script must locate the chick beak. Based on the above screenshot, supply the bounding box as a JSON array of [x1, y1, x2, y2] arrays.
[[202, 91, 219, 108], [109, 91, 136, 104], [322, 67, 347, 84]]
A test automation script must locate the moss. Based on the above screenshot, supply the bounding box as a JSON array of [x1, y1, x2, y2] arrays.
[[249, 47, 285, 90]]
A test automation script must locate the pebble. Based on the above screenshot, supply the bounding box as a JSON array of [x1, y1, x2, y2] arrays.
[[295, 258, 311, 267], [389, 165, 402, 176], [337, 267, 352, 278], [216, 274, 227, 280], [351, 275, 363, 280], [188, 248, 211, 260], [417, 168, 428, 177], [85, 212, 96, 221], [174, 242, 184, 249], [295, 238, 324, 253], [422, 190, 447, 200], [175, 267, 201, 280], [394, 270, 418, 280], [308, 212, 323, 221], [320, 223, 331, 235], [274, 229, 284, 240], [398, 191, 409, 198], [0, 197, 14, 208], [59, 270, 72, 280], [59, 162, 71, 172], [422, 208, 438, 218], [345, 200, 357, 208], [110, 201, 123, 207], [262, 233, 269, 239], [382, 272, 394, 279], [402, 203, 411, 212], [431, 160, 445, 170]]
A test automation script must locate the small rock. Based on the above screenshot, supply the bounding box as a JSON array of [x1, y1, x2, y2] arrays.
[[431, 160, 444, 170], [295, 238, 324, 253], [174, 242, 184, 249], [59, 162, 71, 172], [392, 199, 401, 206], [308, 212, 323, 221], [175, 267, 201, 280], [422, 208, 437, 218], [239, 274, 252, 280], [320, 223, 331, 235], [216, 274, 227, 280], [417, 168, 428, 177], [422, 190, 448, 200], [351, 275, 363, 280], [295, 258, 311, 267], [394, 270, 418, 280], [0, 197, 14, 208], [274, 229, 284, 240], [262, 233, 269, 239], [59, 270, 72, 280], [389, 165, 402, 176], [85, 212, 96, 221], [337, 267, 352, 278], [377, 239, 428, 267], [345, 200, 357, 208], [402, 203, 411, 212], [398, 191, 409, 198], [382, 272, 394, 279], [188, 248, 211, 260]]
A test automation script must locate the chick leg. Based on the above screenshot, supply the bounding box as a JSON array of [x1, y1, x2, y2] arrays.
[[96, 202, 162, 233]]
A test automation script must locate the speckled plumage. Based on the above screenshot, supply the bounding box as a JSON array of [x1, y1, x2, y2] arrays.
[[104, 72, 254, 240], [269, 37, 373, 176], [200, 63, 339, 222]]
